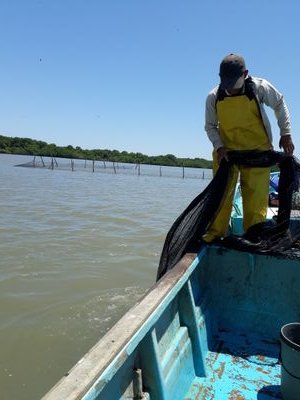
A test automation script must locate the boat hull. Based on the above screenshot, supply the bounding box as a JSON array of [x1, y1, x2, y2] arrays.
[[42, 246, 300, 399]]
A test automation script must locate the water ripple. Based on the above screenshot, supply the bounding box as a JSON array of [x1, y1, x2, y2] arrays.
[[0, 154, 210, 400]]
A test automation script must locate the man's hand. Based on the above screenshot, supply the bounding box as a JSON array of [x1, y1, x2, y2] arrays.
[[279, 135, 295, 155], [217, 147, 229, 164]]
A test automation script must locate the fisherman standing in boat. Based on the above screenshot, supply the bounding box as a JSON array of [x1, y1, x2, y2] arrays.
[[203, 53, 294, 243]]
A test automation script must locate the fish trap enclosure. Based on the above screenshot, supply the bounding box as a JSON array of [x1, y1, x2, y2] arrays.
[[15, 156, 213, 180]]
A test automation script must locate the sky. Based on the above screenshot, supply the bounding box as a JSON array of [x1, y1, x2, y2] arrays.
[[1, 0, 300, 160]]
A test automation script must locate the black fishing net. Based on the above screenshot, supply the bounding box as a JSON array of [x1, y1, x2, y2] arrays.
[[157, 150, 300, 281]]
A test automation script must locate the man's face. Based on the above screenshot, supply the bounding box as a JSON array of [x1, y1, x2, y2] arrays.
[[226, 71, 247, 95]]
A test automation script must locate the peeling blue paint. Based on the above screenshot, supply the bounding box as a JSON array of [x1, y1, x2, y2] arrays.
[[44, 246, 300, 400]]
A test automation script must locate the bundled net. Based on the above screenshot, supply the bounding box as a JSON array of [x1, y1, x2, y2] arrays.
[[157, 150, 300, 281]]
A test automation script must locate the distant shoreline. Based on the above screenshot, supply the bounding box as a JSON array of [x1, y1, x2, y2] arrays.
[[0, 134, 213, 169]]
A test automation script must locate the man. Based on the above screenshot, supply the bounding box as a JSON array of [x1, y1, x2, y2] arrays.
[[203, 53, 294, 242]]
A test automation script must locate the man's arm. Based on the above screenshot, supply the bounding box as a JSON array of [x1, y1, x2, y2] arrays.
[[204, 91, 223, 150], [204, 90, 229, 163], [258, 78, 294, 154]]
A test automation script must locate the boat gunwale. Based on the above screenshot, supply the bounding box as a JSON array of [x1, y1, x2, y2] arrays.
[[41, 249, 203, 400]]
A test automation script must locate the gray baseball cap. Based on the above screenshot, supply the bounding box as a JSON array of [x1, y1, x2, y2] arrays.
[[219, 54, 246, 90]]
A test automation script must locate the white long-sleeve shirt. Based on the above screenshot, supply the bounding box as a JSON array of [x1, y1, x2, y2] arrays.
[[205, 76, 291, 151]]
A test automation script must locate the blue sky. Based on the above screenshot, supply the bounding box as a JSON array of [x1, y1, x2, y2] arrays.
[[0, 0, 299, 159]]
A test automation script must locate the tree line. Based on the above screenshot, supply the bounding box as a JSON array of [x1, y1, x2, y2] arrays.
[[0, 134, 212, 169]]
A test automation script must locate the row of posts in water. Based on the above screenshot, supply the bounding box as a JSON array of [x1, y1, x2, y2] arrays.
[[31, 156, 208, 179]]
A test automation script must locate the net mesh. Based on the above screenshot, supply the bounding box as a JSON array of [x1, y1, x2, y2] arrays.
[[157, 150, 300, 281]]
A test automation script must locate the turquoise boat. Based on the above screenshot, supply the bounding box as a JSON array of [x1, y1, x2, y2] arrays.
[[42, 242, 300, 400], [43, 154, 300, 400]]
